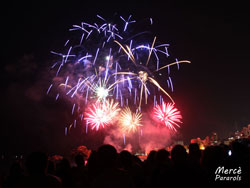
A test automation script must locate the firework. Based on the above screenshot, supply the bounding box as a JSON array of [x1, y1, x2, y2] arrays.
[[96, 86, 109, 100], [49, 15, 190, 107], [48, 14, 190, 134], [90, 78, 111, 101], [85, 99, 120, 130], [153, 101, 182, 131], [119, 107, 142, 133], [114, 39, 191, 108]]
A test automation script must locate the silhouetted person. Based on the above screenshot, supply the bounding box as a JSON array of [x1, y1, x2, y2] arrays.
[[171, 145, 187, 166], [20, 151, 62, 188], [145, 150, 156, 166], [119, 150, 145, 188], [119, 150, 133, 171], [86, 150, 98, 182], [170, 145, 190, 185], [188, 143, 201, 165], [97, 144, 117, 170], [56, 158, 73, 188], [187, 143, 205, 185], [71, 154, 88, 188], [143, 150, 156, 174], [75, 154, 85, 168], [143, 150, 157, 188], [227, 140, 250, 184], [132, 155, 143, 167], [155, 149, 170, 166], [3, 161, 24, 188], [154, 149, 171, 173], [151, 149, 171, 188], [47, 160, 56, 176], [231, 140, 248, 163], [90, 145, 135, 188], [202, 146, 226, 183]]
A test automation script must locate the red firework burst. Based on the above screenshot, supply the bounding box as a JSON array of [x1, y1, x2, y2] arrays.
[[85, 100, 120, 130], [153, 101, 182, 131]]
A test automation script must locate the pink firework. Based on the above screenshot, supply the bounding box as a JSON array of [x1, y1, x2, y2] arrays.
[[153, 101, 182, 131], [85, 100, 120, 130]]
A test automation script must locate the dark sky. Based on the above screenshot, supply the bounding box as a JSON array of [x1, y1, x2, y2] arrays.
[[1, 1, 250, 154]]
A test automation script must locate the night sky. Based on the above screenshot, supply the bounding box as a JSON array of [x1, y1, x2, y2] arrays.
[[1, 1, 250, 154]]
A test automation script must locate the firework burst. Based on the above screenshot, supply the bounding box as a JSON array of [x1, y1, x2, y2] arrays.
[[153, 101, 182, 132], [85, 99, 120, 130], [48, 14, 190, 136], [114, 39, 191, 108], [119, 107, 142, 133]]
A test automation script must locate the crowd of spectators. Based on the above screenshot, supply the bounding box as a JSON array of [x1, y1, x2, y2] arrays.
[[1, 139, 249, 187]]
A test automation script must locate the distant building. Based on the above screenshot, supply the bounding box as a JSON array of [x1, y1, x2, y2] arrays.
[[242, 127, 249, 138], [190, 136, 210, 149], [234, 130, 241, 139], [239, 124, 250, 138], [210, 132, 218, 145], [204, 136, 210, 146]]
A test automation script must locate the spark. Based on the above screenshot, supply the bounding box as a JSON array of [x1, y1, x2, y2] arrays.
[[74, 119, 77, 128], [114, 70, 175, 107], [114, 38, 181, 107], [150, 18, 153, 25], [123, 134, 126, 145], [156, 60, 191, 72], [146, 36, 157, 66], [78, 54, 93, 62], [93, 48, 100, 65], [86, 120, 89, 133], [64, 40, 69, 46], [120, 15, 136, 31], [47, 84, 53, 95], [55, 93, 60, 100], [72, 103, 76, 114], [114, 40, 136, 65], [65, 127, 67, 136]]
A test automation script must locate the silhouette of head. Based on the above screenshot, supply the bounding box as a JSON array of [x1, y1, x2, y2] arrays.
[[47, 160, 56, 175], [232, 140, 247, 157], [26, 152, 48, 175], [10, 161, 23, 177], [146, 150, 156, 164], [202, 146, 224, 168], [171, 145, 187, 165], [97, 144, 117, 168], [120, 150, 132, 168], [75, 154, 85, 167], [87, 150, 98, 168], [189, 143, 201, 159], [156, 149, 170, 164]]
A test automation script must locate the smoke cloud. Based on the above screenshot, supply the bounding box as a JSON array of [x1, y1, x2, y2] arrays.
[[103, 114, 179, 154]]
